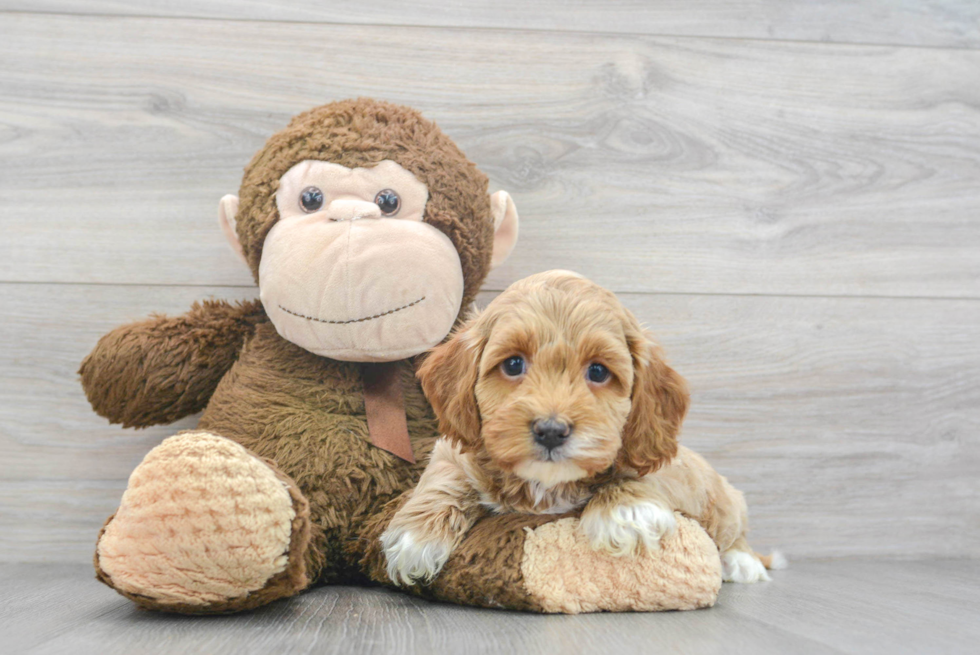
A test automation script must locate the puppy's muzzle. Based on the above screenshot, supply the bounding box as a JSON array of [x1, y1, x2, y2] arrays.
[[532, 418, 572, 451]]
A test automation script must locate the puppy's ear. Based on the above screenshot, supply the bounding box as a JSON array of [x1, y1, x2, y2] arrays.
[[618, 334, 689, 476], [417, 325, 483, 448]]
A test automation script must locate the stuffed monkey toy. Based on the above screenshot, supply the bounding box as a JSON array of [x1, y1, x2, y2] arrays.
[[81, 98, 721, 614]]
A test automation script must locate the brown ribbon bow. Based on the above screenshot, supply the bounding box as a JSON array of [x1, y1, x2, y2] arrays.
[[360, 362, 416, 464]]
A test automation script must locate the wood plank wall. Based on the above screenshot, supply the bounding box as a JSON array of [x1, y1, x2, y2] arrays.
[[1, 3, 977, 563]]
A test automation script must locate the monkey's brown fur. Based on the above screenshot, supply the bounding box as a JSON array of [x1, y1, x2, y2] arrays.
[[82, 99, 488, 606], [80, 299, 266, 428], [81, 99, 721, 614], [235, 99, 494, 307]]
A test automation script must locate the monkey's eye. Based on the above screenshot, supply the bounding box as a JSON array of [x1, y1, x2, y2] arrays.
[[500, 355, 526, 379], [587, 363, 611, 384], [300, 187, 324, 213], [374, 189, 401, 216]]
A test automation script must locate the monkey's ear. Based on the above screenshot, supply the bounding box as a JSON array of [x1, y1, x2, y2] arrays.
[[489, 190, 519, 269], [218, 194, 248, 265]]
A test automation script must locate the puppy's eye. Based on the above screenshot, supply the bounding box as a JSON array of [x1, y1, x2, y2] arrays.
[[500, 355, 526, 378], [300, 187, 324, 213], [587, 363, 610, 384], [374, 189, 401, 216]]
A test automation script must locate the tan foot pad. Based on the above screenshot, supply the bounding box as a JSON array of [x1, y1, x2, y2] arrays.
[[96, 431, 307, 611], [521, 514, 722, 613]]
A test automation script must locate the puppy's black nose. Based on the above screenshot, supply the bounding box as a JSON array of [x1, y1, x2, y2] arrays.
[[532, 418, 571, 450]]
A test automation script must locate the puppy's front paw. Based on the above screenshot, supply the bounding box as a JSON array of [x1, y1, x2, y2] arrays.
[[722, 549, 771, 583], [379, 526, 453, 586], [580, 500, 677, 556]]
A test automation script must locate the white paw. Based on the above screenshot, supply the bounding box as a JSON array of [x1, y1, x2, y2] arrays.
[[722, 549, 771, 583], [580, 501, 677, 556], [379, 527, 452, 586]]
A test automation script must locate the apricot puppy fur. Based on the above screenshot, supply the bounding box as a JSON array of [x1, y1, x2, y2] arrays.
[[381, 270, 781, 585]]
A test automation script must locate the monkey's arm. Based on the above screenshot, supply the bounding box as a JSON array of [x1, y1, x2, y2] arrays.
[[79, 299, 266, 428]]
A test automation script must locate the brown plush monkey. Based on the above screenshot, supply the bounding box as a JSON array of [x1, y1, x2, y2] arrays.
[[81, 99, 720, 614]]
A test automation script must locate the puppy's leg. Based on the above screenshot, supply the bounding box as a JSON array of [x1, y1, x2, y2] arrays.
[[721, 537, 776, 583], [380, 438, 484, 586], [580, 478, 678, 556], [653, 446, 783, 582]]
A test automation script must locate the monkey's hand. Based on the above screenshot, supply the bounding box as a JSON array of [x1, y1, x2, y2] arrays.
[[80, 299, 266, 428]]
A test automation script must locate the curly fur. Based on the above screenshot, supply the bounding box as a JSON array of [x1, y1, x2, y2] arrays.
[[416, 270, 689, 514], [385, 271, 780, 584]]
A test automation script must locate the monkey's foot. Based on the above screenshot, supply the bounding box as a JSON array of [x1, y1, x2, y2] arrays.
[[95, 431, 311, 613], [515, 514, 721, 612], [362, 502, 721, 613]]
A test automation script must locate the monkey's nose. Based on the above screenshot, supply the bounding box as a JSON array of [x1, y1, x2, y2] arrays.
[[325, 199, 382, 222], [532, 418, 572, 451]]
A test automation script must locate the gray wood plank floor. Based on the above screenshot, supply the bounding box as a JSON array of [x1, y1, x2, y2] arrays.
[[1, 561, 978, 655]]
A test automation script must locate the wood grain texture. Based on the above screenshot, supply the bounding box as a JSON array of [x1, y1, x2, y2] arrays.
[[2, 1, 979, 48], [1, 561, 978, 654], [2, 14, 980, 296], [3, 284, 977, 562]]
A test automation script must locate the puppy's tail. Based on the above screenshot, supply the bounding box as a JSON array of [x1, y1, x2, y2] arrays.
[[755, 550, 788, 570]]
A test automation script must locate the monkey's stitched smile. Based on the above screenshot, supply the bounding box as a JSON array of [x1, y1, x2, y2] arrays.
[[277, 296, 426, 325]]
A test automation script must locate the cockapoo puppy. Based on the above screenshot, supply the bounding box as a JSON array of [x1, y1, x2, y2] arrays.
[[381, 270, 783, 585]]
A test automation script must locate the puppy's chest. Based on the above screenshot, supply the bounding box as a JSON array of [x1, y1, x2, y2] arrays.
[[476, 479, 592, 515]]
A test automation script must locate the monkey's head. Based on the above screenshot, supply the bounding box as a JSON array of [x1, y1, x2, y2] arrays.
[[219, 99, 519, 362]]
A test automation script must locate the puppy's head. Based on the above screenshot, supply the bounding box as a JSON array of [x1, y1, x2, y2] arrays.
[[417, 270, 688, 485]]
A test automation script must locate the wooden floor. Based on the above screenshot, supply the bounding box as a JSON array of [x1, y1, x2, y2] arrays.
[[2, 560, 979, 654]]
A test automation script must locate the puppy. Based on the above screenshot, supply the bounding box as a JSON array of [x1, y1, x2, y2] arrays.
[[381, 270, 782, 586]]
